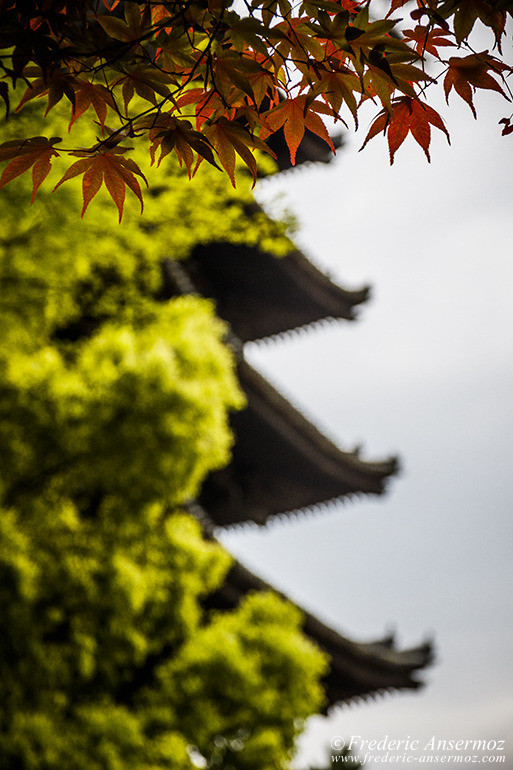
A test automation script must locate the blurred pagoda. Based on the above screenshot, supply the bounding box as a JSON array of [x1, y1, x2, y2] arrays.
[[164, 130, 434, 711]]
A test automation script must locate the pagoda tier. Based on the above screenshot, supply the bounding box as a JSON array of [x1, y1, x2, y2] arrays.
[[202, 557, 433, 709], [199, 360, 398, 528], [183, 243, 370, 342]]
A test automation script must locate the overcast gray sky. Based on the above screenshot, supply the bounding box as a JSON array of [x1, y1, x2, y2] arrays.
[[220, 82, 513, 767]]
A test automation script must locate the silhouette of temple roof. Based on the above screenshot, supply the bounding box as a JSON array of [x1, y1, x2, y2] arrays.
[[184, 243, 369, 342], [200, 360, 398, 527], [202, 556, 434, 709]]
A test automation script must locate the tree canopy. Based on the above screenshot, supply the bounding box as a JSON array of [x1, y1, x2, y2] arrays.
[[0, 102, 327, 769], [0, 0, 512, 218]]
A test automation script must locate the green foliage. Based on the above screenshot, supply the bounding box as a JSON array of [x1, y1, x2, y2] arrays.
[[0, 103, 327, 768], [1, 299, 243, 508]]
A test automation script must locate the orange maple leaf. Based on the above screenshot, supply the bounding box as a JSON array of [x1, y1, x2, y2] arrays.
[[144, 114, 220, 177], [386, 0, 410, 17], [247, 69, 276, 109], [68, 81, 116, 131], [499, 116, 513, 136], [53, 149, 148, 222], [402, 26, 454, 58], [444, 52, 510, 119], [361, 96, 450, 163], [319, 68, 360, 123], [151, 3, 173, 27], [338, 0, 361, 11], [114, 69, 172, 113], [0, 136, 61, 203], [261, 96, 336, 165], [205, 118, 272, 186], [16, 70, 77, 117], [274, 18, 326, 62]]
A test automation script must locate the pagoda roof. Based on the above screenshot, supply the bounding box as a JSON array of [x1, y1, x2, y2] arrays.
[[203, 557, 434, 710], [184, 242, 370, 342], [199, 361, 398, 528]]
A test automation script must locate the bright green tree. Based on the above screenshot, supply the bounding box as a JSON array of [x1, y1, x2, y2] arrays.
[[0, 102, 327, 769]]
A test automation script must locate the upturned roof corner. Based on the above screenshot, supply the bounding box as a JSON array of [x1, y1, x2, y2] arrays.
[[200, 360, 398, 528], [185, 243, 370, 342], [197, 543, 434, 711]]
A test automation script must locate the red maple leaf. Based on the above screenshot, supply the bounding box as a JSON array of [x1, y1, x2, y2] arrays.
[[205, 118, 272, 186], [361, 96, 450, 163], [68, 81, 116, 131], [402, 25, 454, 58], [499, 117, 513, 135], [53, 148, 148, 222], [386, 0, 410, 17], [444, 51, 510, 119], [260, 96, 336, 165], [338, 0, 361, 11], [16, 69, 77, 118], [0, 136, 61, 203], [143, 114, 220, 178]]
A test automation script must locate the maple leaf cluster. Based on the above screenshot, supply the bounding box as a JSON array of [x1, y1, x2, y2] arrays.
[[0, 0, 512, 218]]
